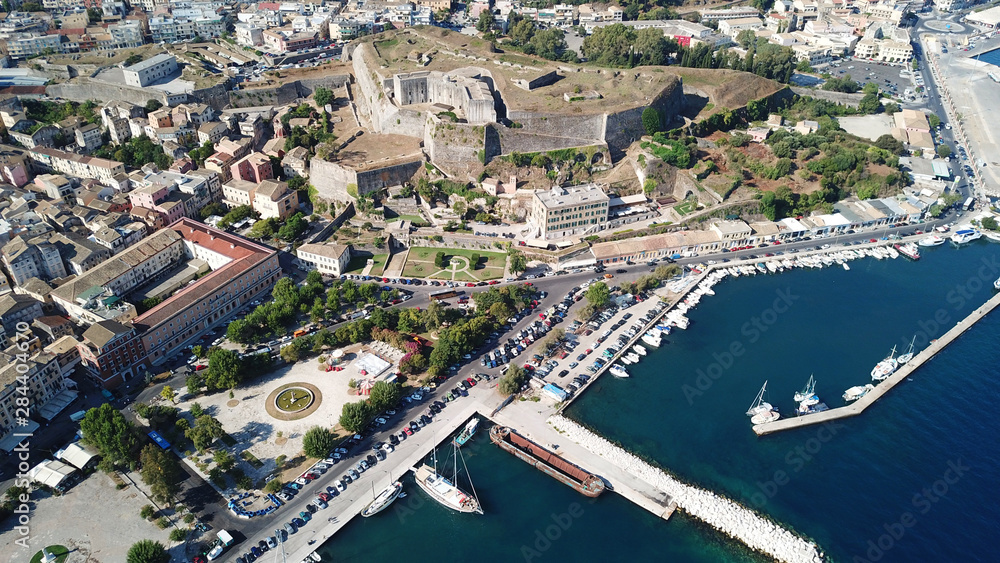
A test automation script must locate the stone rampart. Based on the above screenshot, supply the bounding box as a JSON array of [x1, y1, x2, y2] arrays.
[[496, 127, 607, 156], [424, 117, 485, 177], [310, 157, 423, 202]]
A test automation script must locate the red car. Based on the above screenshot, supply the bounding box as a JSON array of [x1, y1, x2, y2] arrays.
[[870, 238, 877, 243], [465, 377, 477, 387], [466, 283, 475, 287], [539, 313, 546, 319], [585, 349, 593, 355], [195, 364, 208, 371], [772, 240, 781, 245], [488, 280, 498, 285], [403, 427, 413, 436]]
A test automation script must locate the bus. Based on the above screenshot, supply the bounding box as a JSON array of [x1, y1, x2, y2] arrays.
[[293, 329, 309, 338], [429, 289, 459, 301], [964, 197, 975, 211]]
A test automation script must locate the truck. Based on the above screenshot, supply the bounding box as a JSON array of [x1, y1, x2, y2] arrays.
[[206, 530, 234, 560], [69, 410, 87, 422]]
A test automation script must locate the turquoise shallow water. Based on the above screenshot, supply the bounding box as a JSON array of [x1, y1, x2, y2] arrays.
[[319, 241, 1000, 562]]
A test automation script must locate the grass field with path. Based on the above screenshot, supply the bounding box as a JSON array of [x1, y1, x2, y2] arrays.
[[402, 247, 506, 280]]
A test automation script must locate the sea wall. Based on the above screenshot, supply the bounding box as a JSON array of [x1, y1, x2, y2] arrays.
[[549, 415, 823, 563]]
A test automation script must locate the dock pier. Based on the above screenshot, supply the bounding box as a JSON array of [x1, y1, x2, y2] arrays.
[[754, 291, 1000, 435]]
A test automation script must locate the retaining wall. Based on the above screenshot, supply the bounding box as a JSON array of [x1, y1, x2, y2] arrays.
[[310, 157, 424, 202]]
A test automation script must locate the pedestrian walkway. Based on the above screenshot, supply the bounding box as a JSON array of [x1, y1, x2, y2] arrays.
[[384, 250, 409, 278]]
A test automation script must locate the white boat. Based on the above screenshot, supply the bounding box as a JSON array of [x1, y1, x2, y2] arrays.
[[995, 276, 1000, 290], [842, 262, 850, 271], [896, 336, 916, 365], [871, 346, 898, 382], [632, 344, 647, 356], [894, 243, 920, 260], [624, 352, 640, 364], [843, 384, 874, 402], [747, 381, 776, 418], [362, 480, 403, 517], [793, 375, 819, 406], [620, 355, 633, 365], [412, 444, 482, 514], [454, 417, 479, 447], [642, 332, 662, 348], [950, 229, 982, 244], [751, 409, 780, 425], [918, 235, 945, 247], [610, 364, 629, 378]]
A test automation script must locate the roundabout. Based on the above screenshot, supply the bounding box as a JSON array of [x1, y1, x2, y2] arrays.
[[923, 20, 966, 33], [264, 382, 323, 421]]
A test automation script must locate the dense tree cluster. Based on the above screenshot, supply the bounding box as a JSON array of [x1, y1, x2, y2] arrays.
[[505, 14, 575, 61], [94, 135, 172, 170], [80, 403, 138, 471]]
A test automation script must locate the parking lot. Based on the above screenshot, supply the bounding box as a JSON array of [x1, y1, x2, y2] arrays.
[[822, 59, 913, 98]]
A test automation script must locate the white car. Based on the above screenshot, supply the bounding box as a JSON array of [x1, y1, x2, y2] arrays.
[[381, 443, 394, 453], [334, 480, 346, 492]]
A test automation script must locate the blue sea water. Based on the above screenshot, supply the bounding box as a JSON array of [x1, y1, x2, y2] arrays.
[[320, 241, 1000, 562], [976, 47, 1000, 68]]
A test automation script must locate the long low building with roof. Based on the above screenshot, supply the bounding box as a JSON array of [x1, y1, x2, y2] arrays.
[[50, 218, 280, 387]]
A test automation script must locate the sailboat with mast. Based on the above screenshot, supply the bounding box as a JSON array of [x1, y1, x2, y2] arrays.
[[747, 381, 780, 425], [361, 477, 403, 517], [793, 375, 819, 406], [412, 441, 483, 514], [895, 336, 917, 365]]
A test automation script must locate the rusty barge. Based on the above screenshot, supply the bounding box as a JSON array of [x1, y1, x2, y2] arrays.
[[490, 425, 605, 498]]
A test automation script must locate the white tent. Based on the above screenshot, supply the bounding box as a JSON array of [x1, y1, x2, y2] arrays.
[[28, 459, 77, 489], [56, 442, 99, 470]]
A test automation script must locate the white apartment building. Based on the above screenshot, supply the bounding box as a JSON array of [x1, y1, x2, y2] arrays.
[[6, 33, 63, 59], [123, 54, 178, 88], [27, 147, 126, 184], [296, 243, 351, 276], [855, 22, 912, 62], [531, 184, 610, 240], [719, 17, 765, 38]]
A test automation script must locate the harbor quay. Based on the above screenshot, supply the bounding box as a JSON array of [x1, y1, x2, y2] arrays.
[[283, 402, 487, 563], [276, 234, 969, 563], [753, 290, 1000, 436]]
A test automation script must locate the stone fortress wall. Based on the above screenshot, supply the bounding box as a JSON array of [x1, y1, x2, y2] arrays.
[[352, 44, 426, 136], [310, 157, 423, 201], [350, 42, 687, 169]]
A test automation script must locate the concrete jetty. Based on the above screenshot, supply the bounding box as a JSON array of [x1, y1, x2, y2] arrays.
[[754, 290, 1000, 435], [546, 415, 823, 563]]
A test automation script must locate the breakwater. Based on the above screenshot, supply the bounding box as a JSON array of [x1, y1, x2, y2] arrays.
[[549, 415, 823, 563], [754, 289, 1000, 435]]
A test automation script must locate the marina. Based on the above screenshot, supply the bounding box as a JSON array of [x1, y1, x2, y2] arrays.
[[753, 290, 1000, 435], [306, 233, 998, 563]]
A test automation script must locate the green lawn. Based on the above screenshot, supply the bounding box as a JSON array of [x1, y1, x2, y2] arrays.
[[403, 247, 507, 280], [30, 547, 69, 563], [674, 201, 697, 216], [369, 254, 388, 276], [396, 214, 429, 226]]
